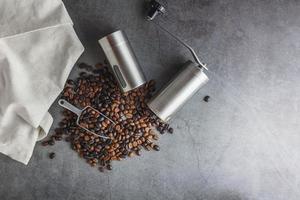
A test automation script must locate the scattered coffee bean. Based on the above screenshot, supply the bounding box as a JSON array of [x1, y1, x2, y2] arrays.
[[99, 166, 104, 172], [55, 135, 62, 141], [153, 145, 160, 151], [67, 79, 75, 86], [79, 72, 87, 76], [136, 150, 141, 156], [168, 127, 174, 134], [78, 62, 89, 69], [48, 140, 55, 146], [106, 164, 112, 170], [42, 141, 49, 146], [49, 152, 55, 159], [203, 95, 210, 102]]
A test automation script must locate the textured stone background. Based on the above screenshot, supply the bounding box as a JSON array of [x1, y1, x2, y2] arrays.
[[1, 0, 300, 199]]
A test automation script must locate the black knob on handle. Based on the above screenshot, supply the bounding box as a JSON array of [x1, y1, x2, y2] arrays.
[[147, 0, 165, 21]]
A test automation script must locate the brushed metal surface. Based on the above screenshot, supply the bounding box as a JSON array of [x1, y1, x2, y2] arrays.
[[148, 61, 208, 121], [99, 30, 146, 92]]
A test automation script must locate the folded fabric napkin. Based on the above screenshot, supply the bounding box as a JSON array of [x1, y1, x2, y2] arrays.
[[0, 0, 84, 164]]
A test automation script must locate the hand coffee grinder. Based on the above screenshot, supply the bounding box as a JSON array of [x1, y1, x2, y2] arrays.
[[146, 0, 209, 122]]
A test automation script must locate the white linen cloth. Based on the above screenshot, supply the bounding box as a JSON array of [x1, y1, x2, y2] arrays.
[[0, 0, 84, 164]]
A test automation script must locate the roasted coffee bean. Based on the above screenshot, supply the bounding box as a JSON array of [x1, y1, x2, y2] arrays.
[[153, 145, 160, 151], [106, 164, 112, 170], [65, 137, 71, 142], [84, 135, 90, 141], [67, 79, 75, 86], [42, 141, 49, 146], [78, 62, 90, 69], [79, 71, 87, 76], [168, 127, 174, 134], [157, 127, 164, 134], [135, 150, 141, 156], [48, 140, 55, 146], [99, 166, 104, 172], [42, 62, 174, 171], [49, 152, 56, 159], [55, 135, 63, 141], [203, 95, 210, 102]]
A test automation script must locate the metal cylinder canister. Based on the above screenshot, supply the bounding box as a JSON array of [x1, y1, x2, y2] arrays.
[[99, 30, 146, 93], [147, 61, 209, 122]]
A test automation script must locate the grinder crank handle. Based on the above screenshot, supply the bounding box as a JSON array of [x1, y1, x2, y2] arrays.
[[153, 21, 208, 70]]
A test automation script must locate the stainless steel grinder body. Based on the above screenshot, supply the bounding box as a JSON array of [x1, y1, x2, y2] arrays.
[[147, 61, 209, 122], [99, 30, 146, 93]]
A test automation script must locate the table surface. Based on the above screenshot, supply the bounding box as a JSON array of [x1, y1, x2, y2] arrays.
[[1, 0, 300, 199]]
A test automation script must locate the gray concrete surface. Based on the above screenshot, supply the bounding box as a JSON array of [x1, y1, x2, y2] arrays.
[[1, 0, 300, 199]]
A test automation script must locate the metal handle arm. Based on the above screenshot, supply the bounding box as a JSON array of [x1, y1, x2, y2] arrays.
[[58, 99, 81, 116], [153, 21, 208, 70]]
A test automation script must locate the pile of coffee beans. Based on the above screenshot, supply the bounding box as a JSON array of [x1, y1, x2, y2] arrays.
[[42, 62, 173, 171], [78, 106, 114, 137]]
